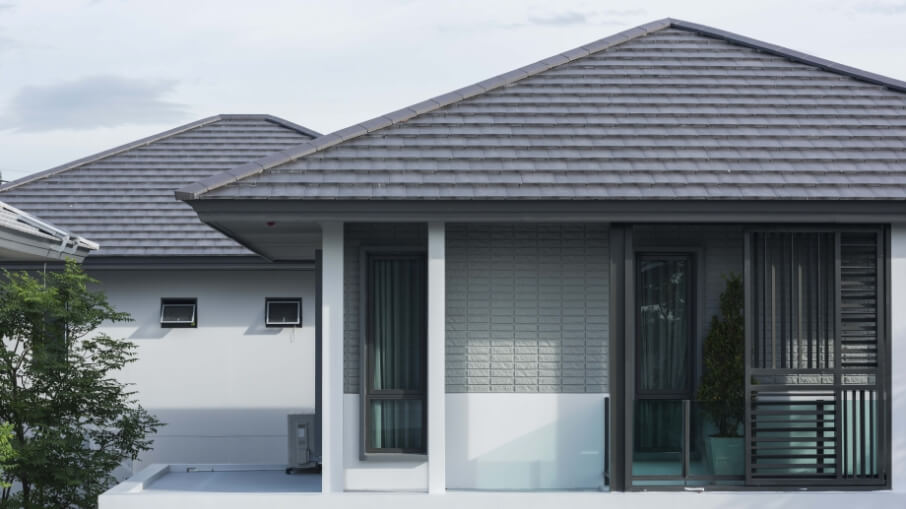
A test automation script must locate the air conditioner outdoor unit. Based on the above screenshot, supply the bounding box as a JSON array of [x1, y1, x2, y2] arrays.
[[286, 414, 319, 474]]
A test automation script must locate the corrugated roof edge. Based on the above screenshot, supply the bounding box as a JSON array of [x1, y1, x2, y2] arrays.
[[176, 17, 906, 201], [0, 114, 321, 192]]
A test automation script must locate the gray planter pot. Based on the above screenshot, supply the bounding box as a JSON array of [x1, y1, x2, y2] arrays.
[[706, 436, 744, 475]]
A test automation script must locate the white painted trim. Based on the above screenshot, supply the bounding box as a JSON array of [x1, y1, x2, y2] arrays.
[[427, 222, 446, 494], [104, 464, 170, 494], [321, 222, 345, 493]]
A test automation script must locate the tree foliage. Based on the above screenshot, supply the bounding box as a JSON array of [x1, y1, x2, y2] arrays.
[[0, 261, 161, 508], [0, 423, 12, 489], [696, 273, 745, 437]]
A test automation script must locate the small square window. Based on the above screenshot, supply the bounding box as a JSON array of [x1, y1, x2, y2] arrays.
[[266, 298, 302, 327], [160, 298, 197, 328]]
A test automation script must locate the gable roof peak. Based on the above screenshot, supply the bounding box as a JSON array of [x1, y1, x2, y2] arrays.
[[177, 19, 906, 201]]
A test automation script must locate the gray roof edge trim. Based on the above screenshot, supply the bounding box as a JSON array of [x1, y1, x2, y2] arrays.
[[179, 19, 675, 200], [2, 255, 313, 271], [175, 159, 269, 200], [252, 114, 322, 139], [1, 114, 319, 193], [668, 18, 906, 93]]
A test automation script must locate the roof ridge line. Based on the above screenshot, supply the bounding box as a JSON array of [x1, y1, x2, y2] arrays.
[[218, 114, 322, 139], [175, 18, 674, 200], [667, 18, 906, 93], [1, 114, 319, 192]]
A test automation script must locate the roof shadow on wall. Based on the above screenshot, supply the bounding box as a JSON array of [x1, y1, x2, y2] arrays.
[[129, 320, 173, 340]]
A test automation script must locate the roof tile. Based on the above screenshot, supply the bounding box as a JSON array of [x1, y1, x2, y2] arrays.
[[0, 115, 318, 256], [188, 22, 906, 202]]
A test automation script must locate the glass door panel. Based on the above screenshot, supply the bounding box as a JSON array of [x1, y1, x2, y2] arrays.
[[637, 256, 691, 396], [633, 254, 693, 486]]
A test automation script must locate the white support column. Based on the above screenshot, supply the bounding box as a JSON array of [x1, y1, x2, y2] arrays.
[[427, 221, 446, 494], [321, 222, 344, 493]]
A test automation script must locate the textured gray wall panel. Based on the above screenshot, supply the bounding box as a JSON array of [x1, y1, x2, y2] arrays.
[[445, 223, 609, 393]]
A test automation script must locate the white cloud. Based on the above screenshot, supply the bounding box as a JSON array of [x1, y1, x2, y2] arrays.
[[0, 75, 188, 132], [527, 11, 588, 26], [854, 1, 906, 14]]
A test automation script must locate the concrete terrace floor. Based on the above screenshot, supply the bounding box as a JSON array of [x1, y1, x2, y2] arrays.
[[145, 469, 321, 493]]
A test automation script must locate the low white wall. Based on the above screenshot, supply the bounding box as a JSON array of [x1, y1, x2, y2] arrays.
[[445, 393, 606, 490], [342, 394, 428, 491], [891, 225, 906, 492], [90, 269, 316, 473]]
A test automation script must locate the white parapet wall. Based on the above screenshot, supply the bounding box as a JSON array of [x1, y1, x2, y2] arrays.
[[90, 268, 316, 473], [445, 393, 606, 490]]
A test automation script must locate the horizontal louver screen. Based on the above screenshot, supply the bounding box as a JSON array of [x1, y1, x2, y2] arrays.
[[750, 391, 837, 480], [840, 233, 879, 369]]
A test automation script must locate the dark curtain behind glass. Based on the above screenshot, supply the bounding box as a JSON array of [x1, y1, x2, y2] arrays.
[[636, 257, 689, 451], [368, 257, 426, 451]]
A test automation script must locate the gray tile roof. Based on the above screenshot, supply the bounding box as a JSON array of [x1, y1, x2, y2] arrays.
[[179, 19, 906, 202], [0, 115, 319, 256]]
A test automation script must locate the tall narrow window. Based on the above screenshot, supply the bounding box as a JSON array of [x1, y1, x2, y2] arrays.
[[364, 253, 427, 454]]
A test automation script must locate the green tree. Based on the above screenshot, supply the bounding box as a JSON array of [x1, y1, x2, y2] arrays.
[[696, 273, 745, 437], [0, 423, 13, 489], [0, 261, 161, 508]]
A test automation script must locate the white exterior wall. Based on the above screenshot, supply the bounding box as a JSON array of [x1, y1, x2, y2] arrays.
[[90, 269, 315, 473], [445, 393, 606, 490], [890, 225, 906, 492]]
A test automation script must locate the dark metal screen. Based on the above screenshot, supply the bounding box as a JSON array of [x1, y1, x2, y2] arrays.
[[745, 230, 887, 487]]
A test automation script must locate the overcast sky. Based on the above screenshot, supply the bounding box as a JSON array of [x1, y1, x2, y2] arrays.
[[1, 0, 905, 182]]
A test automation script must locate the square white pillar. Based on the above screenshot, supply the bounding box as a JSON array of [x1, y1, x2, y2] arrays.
[[427, 221, 446, 494], [321, 222, 344, 493]]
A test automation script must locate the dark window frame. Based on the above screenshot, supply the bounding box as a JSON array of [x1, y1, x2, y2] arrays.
[[743, 225, 890, 489], [634, 252, 696, 401], [265, 297, 303, 328], [360, 249, 428, 457], [617, 224, 891, 492], [160, 298, 197, 328]]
